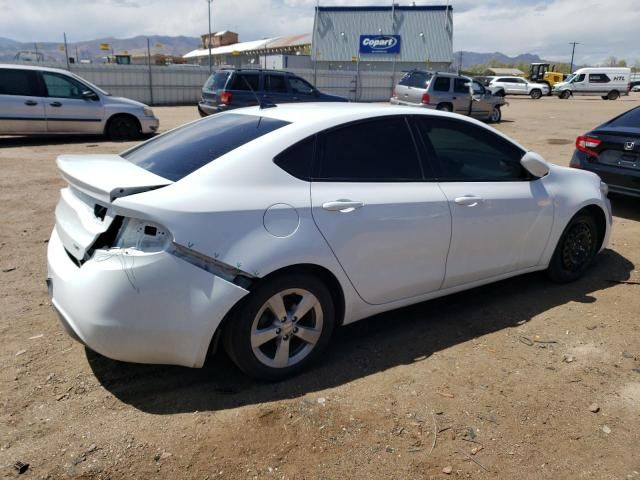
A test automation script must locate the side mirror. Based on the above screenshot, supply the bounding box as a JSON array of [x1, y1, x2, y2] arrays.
[[82, 90, 98, 100], [521, 151, 550, 177]]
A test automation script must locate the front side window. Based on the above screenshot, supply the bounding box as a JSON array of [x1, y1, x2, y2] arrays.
[[317, 117, 422, 182], [229, 73, 259, 91], [123, 113, 289, 181], [288, 77, 314, 95], [415, 117, 528, 181], [42, 72, 87, 99], [0, 69, 42, 96], [572, 74, 586, 83], [433, 76, 451, 92], [266, 75, 287, 93]]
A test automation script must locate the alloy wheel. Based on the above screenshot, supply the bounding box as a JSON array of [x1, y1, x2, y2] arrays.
[[250, 288, 324, 368], [561, 222, 594, 271]]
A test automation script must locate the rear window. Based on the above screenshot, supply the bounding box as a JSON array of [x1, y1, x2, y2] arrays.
[[123, 113, 289, 181], [605, 107, 640, 129], [399, 71, 433, 88], [204, 71, 230, 91]]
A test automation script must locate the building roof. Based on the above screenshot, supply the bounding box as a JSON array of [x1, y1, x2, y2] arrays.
[[484, 67, 525, 76], [183, 34, 310, 59], [317, 5, 452, 11]]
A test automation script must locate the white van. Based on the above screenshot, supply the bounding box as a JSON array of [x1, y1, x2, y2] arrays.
[[553, 67, 630, 100]]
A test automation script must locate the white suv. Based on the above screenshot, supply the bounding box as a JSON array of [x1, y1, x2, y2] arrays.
[[487, 76, 549, 99], [0, 64, 159, 139]]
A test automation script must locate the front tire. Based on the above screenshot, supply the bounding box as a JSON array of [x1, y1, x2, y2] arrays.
[[546, 213, 599, 283], [559, 90, 571, 99], [224, 273, 335, 381], [106, 115, 141, 141], [530, 89, 542, 100]]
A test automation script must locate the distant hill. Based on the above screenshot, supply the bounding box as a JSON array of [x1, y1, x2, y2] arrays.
[[454, 51, 544, 69], [0, 35, 201, 63]]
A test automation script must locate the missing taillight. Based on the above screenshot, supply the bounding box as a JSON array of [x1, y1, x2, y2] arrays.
[[93, 204, 108, 221]]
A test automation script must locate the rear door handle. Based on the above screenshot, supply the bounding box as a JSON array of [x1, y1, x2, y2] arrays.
[[50, 101, 62, 107], [454, 195, 483, 207], [322, 200, 364, 212], [24, 100, 38, 106]]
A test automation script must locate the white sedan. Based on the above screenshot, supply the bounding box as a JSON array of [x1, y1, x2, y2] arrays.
[[47, 104, 611, 380]]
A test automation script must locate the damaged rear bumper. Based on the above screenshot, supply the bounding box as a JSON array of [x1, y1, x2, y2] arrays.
[[46, 227, 249, 368]]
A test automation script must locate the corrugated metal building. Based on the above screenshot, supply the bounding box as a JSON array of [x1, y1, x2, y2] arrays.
[[312, 5, 453, 72]]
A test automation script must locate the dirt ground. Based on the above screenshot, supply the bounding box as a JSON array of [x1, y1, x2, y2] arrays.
[[1, 95, 640, 480]]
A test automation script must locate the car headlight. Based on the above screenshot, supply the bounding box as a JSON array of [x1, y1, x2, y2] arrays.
[[112, 218, 171, 253], [143, 107, 154, 117], [600, 180, 609, 196]]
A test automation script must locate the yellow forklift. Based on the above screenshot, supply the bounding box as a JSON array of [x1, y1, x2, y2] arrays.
[[529, 63, 564, 95]]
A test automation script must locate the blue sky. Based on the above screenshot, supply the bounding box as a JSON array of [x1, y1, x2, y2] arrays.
[[1, 0, 638, 65]]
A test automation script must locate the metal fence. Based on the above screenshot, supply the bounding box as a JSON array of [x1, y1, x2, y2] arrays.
[[7, 61, 408, 104]]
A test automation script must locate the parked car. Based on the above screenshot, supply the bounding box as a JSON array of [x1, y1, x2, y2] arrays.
[[47, 103, 611, 381], [553, 67, 631, 100], [630, 81, 640, 92], [485, 76, 549, 99], [198, 68, 347, 116], [570, 106, 640, 197], [0, 64, 159, 139], [390, 70, 506, 123]]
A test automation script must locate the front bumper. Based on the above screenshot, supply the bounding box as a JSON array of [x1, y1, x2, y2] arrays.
[[140, 116, 160, 134], [47, 228, 248, 367]]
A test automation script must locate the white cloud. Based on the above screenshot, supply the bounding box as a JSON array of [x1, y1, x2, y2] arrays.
[[0, 0, 638, 65]]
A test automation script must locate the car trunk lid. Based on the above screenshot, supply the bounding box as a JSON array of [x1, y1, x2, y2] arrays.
[[591, 129, 640, 170], [55, 154, 172, 261]]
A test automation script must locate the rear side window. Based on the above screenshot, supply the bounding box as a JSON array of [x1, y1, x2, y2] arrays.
[[605, 106, 640, 129], [589, 74, 610, 83], [229, 73, 260, 91], [415, 117, 528, 181], [265, 75, 287, 93], [0, 69, 42, 96], [318, 117, 422, 181], [399, 71, 432, 88], [123, 113, 289, 181], [453, 78, 469, 93], [204, 71, 230, 91], [274, 136, 315, 180], [433, 77, 451, 92]]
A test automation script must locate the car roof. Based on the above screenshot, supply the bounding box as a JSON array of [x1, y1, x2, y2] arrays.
[[0, 63, 73, 75], [219, 68, 293, 75]]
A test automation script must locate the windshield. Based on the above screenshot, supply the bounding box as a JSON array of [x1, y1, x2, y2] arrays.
[[69, 72, 111, 96], [122, 113, 290, 181]]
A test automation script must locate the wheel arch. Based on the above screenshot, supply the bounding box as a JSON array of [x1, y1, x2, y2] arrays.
[[209, 262, 347, 359], [578, 204, 607, 252], [104, 112, 141, 136]]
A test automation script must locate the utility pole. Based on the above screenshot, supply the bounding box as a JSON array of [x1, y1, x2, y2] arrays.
[[147, 37, 154, 105], [458, 51, 463, 74], [569, 41, 580, 73], [63, 32, 70, 70], [207, 0, 213, 73]]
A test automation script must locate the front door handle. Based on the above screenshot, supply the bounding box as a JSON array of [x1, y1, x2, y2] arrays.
[[50, 101, 62, 107], [322, 200, 364, 212], [24, 100, 38, 106], [454, 195, 483, 207]]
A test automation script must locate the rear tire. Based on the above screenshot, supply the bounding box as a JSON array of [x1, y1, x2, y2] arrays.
[[601, 95, 609, 100], [436, 103, 452, 112], [530, 89, 542, 100], [559, 90, 571, 99], [106, 115, 141, 141], [546, 213, 599, 283], [607, 90, 620, 100], [223, 273, 335, 381]]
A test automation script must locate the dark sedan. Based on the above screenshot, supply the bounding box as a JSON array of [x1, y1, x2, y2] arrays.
[[571, 106, 640, 197]]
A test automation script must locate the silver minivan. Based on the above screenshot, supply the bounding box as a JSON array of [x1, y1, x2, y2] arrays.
[[0, 64, 159, 139], [391, 70, 506, 123]]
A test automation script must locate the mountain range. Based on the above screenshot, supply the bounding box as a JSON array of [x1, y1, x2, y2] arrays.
[[0, 34, 543, 67]]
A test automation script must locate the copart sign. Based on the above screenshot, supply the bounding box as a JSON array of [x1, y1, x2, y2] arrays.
[[359, 35, 401, 54]]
